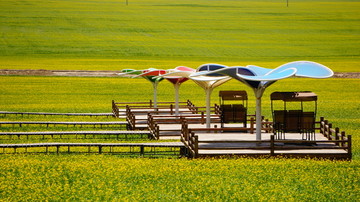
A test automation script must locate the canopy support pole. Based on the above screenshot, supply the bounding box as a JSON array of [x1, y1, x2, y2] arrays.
[[256, 97, 262, 141], [152, 82, 158, 109], [205, 88, 213, 128], [254, 88, 265, 141], [174, 83, 180, 116]]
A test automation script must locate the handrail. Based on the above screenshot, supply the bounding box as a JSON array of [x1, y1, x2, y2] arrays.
[[180, 119, 351, 159]]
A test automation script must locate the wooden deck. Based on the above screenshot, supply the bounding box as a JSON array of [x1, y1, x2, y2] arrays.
[[193, 132, 349, 158], [179, 117, 351, 160], [0, 103, 351, 160]]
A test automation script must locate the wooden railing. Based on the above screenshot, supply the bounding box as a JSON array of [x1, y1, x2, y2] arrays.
[[0, 121, 127, 128], [0, 111, 113, 117], [148, 114, 221, 139], [0, 131, 151, 140], [0, 142, 185, 157], [181, 118, 352, 160], [319, 117, 351, 151]]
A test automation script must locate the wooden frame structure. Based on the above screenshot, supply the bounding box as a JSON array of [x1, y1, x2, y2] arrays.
[[271, 92, 318, 140], [180, 117, 351, 160], [218, 91, 248, 128]]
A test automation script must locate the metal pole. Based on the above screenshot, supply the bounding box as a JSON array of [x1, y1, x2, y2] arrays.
[[205, 88, 213, 128], [174, 83, 180, 116], [256, 96, 262, 141], [254, 88, 265, 141], [153, 82, 158, 109]]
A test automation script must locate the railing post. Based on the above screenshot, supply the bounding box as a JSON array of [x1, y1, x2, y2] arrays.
[[328, 123, 333, 139], [335, 127, 340, 146], [347, 135, 352, 160], [194, 135, 198, 158], [341, 131, 346, 147], [320, 117, 324, 134], [156, 125, 160, 140], [270, 135, 275, 156], [140, 145, 144, 156], [250, 117, 255, 134], [201, 112, 204, 124]]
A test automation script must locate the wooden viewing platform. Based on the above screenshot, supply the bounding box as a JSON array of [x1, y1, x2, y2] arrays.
[[180, 118, 352, 160], [0, 101, 352, 160]]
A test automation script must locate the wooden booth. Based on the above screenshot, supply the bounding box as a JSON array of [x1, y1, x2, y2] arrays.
[[271, 91, 317, 140], [219, 91, 248, 128]]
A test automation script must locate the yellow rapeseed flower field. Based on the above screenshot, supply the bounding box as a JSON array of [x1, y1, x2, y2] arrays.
[[0, 155, 359, 201]]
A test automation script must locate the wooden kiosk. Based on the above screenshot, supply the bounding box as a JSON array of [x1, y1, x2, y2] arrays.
[[271, 91, 317, 140], [219, 91, 248, 128]]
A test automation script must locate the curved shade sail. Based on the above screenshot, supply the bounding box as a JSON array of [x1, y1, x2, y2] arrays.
[[118, 68, 166, 108], [162, 66, 195, 115], [160, 64, 231, 127]]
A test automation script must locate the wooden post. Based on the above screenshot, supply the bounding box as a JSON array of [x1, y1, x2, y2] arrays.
[[156, 125, 160, 140], [324, 120, 328, 138], [194, 135, 198, 158], [341, 131, 346, 147], [250, 117, 255, 134], [140, 145, 144, 156], [335, 127, 340, 146], [347, 135, 352, 159], [201, 112, 204, 124], [270, 135, 275, 156]]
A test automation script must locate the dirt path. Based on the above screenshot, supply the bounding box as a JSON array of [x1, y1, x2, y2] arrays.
[[0, 69, 359, 78]]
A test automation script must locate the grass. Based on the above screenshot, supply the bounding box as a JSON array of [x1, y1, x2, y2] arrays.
[[0, 0, 359, 71]]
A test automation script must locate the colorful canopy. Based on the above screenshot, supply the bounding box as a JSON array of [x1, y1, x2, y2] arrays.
[[193, 61, 333, 140], [118, 68, 166, 108], [161, 66, 195, 115], [159, 64, 231, 127]]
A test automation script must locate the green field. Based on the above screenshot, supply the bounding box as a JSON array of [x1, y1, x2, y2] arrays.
[[0, 0, 359, 71], [0, 0, 359, 201]]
